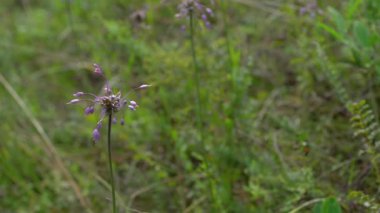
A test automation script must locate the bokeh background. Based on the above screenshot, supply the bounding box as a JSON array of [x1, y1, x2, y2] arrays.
[[0, 0, 379, 212]]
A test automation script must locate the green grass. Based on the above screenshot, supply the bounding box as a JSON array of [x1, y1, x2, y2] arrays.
[[0, 0, 379, 212]]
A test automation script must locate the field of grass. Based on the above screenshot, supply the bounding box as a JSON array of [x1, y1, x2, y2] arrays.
[[0, 0, 379, 212]]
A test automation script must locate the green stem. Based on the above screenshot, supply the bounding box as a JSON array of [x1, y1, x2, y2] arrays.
[[221, 0, 237, 142], [107, 112, 116, 213], [189, 10, 203, 143], [65, 0, 74, 30]]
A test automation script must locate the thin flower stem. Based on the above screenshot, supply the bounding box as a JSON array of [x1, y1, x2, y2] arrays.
[[221, 0, 237, 142], [107, 112, 117, 213], [189, 10, 204, 143]]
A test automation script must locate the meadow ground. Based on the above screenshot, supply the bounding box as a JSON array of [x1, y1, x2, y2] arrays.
[[0, 0, 379, 212]]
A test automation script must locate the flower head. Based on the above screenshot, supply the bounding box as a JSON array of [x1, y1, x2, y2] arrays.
[[67, 64, 149, 142], [176, 0, 214, 29], [299, 1, 321, 18]]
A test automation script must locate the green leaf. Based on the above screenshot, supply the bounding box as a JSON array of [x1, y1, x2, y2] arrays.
[[317, 23, 344, 41], [346, 0, 364, 18], [353, 21, 371, 47], [313, 201, 323, 213], [313, 197, 342, 213], [327, 7, 347, 34], [322, 198, 342, 213]]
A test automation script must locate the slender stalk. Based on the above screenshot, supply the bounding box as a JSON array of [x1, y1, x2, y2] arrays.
[[221, 0, 237, 142], [189, 10, 204, 143], [65, 0, 74, 30], [107, 112, 116, 213]]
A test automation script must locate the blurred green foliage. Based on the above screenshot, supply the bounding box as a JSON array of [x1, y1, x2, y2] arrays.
[[0, 0, 379, 212]]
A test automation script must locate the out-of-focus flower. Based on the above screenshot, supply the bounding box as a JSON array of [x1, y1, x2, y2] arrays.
[[299, 1, 322, 18], [176, 0, 214, 29], [128, 100, 139, 111], [93, 63, 103, 75], [67, 64, 149, 142]]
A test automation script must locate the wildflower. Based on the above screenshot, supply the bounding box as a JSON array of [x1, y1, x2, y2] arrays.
[[299, 1, 321, 18], [93, 63, 103, 75], [67, 64, 149, 142], [176, 0, 214, 28]]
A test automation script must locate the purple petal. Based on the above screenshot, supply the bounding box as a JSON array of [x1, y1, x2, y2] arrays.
[[93, 128, 100, 141], [130, 100, 138, 107], [138, 84, 151, 89], [201, 14, 207, 21], [206, 8, 213, 15], [73, 92, 84, 97], [67, 99, 80, 104], [120, 119, 125, 125], [84, 106, 95, 115], [128, 105, 136, 111], [112, 117, 117, 124]]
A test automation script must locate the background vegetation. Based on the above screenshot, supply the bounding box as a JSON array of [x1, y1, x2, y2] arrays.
[[0, 0, 379, 212]]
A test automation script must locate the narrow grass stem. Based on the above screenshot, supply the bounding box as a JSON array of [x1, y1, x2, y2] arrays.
[[107, 112, 117, 213], [189, 10, 204, 143], [65, 0, 74, 30], [221, 0, 237, 142]]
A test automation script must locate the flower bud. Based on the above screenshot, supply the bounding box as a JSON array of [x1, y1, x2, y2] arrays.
[[84, 106, 95, 115], [73, 92, 84, 97], [93, 128, 100, 141], [67, 99, 80, 104]]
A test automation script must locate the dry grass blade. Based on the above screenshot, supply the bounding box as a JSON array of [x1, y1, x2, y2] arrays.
[[0, 73, 92, 212]]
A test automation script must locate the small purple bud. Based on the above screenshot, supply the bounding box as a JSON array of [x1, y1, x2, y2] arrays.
[[93, 128, 100, 141], [67, 99, 80, 104], [130, 100, 138, 107], [73, 92, 84, 97], [112, 117, 117, 124], [93, 64, 103, 75], [205, 21, 212, 29], [138, 84, 151, 89], [201, 14, 207, 21], [206, 8, 213, 15], [120, 119, 125, 125], [128, 105, 136, 111], [84, 106, 95, 115]]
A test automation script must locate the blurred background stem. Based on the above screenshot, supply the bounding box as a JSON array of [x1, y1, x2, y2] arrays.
[[221, 0, 237, 142], [189, 10, 204, 143]]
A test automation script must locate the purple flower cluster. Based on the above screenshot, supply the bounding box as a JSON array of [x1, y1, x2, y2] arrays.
[[67, 64, 150, 142], [299, 1, 321, 18], [176, 0, 214, 29]]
